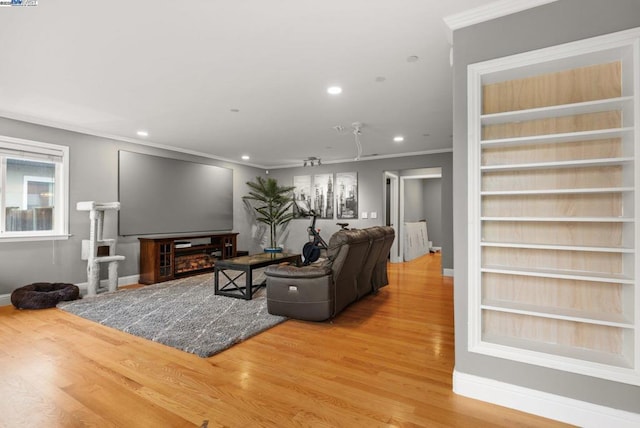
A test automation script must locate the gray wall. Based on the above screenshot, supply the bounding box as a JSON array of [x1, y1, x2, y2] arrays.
[[0, 117, 263, 295], [403, 179, 425, 222], [452, 0, 640, 412], [402, 177, 442, 247], [268, 151, 453, 270], [423, 178, 442, 247]]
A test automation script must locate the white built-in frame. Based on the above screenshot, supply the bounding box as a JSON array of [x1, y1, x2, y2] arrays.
[[467, 27, 640, 385]]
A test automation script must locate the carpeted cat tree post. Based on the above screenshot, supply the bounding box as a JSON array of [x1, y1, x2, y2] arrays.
[[77, 201, 125, 296]]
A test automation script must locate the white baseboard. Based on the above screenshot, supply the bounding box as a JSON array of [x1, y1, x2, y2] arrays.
[[0, 294, 10, 306], [453, 369, 640, 427], [1, 274, 140, 307], [443, 268, 454, 277]]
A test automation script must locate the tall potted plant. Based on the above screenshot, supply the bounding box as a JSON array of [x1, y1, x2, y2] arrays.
[[243, 176, 295, 252]]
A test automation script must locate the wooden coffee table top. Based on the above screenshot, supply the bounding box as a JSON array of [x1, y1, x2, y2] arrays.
[[215, 252, 301, 270]]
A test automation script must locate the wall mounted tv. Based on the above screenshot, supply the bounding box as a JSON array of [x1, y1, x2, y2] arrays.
[[118, 150, 233, 236]]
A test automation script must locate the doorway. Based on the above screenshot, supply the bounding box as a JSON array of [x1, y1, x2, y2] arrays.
[[385, 167, 443, 266]]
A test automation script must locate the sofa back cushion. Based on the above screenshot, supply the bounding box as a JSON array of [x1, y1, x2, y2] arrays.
[[372, 226, 395, 290], [357, 227, 386, 297], [327, 228, 371, 314]]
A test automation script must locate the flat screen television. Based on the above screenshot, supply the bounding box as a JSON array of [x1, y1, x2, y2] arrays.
[[118, 150, 233, 236]]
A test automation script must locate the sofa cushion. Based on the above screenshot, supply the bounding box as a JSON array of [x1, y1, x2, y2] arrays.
[[265, 264, 331, 279]]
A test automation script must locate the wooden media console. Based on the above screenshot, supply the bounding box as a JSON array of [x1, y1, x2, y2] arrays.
[[138, 233, 238, 284]]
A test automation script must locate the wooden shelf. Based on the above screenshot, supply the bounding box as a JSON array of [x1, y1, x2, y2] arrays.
[[481, 157, 634, 171], [481, 187, 634, 196], [480, 96, 634, 125], [480, 127, 634, 148], [481, 299, 633, 328], [480, 266, 634, 284], [480, 241, 634, 253], [481, 216, 634, 223], [481, 334, 633, 369]]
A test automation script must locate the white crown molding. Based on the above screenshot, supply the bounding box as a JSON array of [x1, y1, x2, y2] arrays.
[[443, 0, 559, 43], [267, 148, 454, 170], [1, 111, 452, 171]]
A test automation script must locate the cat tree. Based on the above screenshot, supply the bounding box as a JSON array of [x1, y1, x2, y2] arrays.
[[77, 201, 125, 296]]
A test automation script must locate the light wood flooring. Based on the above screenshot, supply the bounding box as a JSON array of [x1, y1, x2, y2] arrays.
[[0, 254, 570, 427]]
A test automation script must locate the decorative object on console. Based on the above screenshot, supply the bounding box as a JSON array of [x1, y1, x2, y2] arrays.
[[243, 176, 295, 252], [77, 201, 125, 296]]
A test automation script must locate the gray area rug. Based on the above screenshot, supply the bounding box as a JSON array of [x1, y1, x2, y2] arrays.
[[57, 270, 286, 357]]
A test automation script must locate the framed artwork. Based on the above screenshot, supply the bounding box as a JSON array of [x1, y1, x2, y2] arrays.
[[312, 173, 334, 219], [335, 172, 358, 219], [292, 175, 312, 218]]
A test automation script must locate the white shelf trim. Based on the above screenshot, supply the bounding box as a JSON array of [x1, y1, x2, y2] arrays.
[[480, 241, 634, 253], [481, 187, 634, 195], [481, 157, 634, 171], [481, 266, 634, 284], [481, 300, 633, 328], [477, 335, 634, 371], [480, 96, 634, 124], [481, 216, 634, 222], [481, 127, 633, 147]]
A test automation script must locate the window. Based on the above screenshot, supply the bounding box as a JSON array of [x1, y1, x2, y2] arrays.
[[0, 136, 69, 241]]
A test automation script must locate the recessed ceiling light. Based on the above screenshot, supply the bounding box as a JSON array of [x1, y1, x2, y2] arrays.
[[241, 155, 250, 161], [136, 130, 148, 137], [327, 86, 342, 95], [393, 136, 404, 142]]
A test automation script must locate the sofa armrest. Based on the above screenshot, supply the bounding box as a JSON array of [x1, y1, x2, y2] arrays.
[[265, 264, 331, 279]]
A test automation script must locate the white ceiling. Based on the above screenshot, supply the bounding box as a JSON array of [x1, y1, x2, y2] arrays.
[[0, 0, 520, 168]]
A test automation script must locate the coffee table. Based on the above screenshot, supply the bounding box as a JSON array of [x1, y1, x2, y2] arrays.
[[214, 252, 302, 300]]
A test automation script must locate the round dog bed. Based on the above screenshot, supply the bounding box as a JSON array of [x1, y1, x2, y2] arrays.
[[11, 282, 80, 309]]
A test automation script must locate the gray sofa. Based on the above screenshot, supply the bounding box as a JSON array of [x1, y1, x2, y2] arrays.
[[264, 226, 395, 321]]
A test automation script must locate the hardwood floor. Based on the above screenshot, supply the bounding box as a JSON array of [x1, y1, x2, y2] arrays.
[[0, 254, 569, 427]]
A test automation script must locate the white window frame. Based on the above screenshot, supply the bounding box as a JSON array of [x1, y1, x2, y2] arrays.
[[0, 135, 69, 242]]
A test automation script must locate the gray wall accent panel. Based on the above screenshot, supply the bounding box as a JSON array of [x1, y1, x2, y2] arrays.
[[118, 151, 233, 236], [0, 117, 263, 294], [452, 0, 640, 413]]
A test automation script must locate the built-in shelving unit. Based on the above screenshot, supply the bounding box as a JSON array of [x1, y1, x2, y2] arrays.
[[467, 28, 640, 384]]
